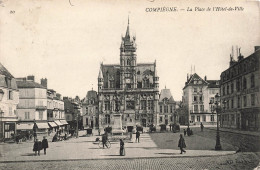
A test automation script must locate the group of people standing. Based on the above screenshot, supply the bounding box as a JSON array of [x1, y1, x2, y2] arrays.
[[33, 136, 49, 156]]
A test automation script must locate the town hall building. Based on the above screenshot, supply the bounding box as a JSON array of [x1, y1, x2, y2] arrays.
[[97, 19, 160, 130]]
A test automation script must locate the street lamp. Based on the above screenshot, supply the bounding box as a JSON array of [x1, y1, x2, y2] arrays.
[[0, 108, 4, 139], [209, 93, 222, 150]]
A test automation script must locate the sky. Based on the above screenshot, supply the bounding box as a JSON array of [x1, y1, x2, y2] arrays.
[[0, 0, 259, 101]]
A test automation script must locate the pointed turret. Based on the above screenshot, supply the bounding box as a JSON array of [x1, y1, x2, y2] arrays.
[[98, 65, 103, 90]]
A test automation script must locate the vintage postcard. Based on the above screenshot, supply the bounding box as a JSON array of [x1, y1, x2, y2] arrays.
[[0, 0, 259, 169]]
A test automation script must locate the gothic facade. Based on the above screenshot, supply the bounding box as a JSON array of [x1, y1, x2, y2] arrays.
[[98, 20, 159, 129]]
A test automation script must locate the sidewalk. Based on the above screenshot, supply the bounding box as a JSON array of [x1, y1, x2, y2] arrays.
[[208, 127, 260, 137], [0, 130, 235, 162]]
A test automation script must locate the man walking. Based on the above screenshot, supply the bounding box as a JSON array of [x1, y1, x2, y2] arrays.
[[136, 131, 140, 143], [42, 136, 49, 155], [178, 134, 186, 154], [200, 123, 204, 132]]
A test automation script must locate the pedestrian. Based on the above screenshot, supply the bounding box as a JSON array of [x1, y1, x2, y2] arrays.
[[15, 133, 20, 144], [98, 128, 101, 136], [136, 131, 140, 143], [102, 133, 108, 149], [119, 139, 125, 156], [187, 127, 191, 136], [42, 136, 48, 155], [130, 131, 132, 140], [183, 129, 187, 136], [200, 123, 204, 132], [33, 138, 42, 156], [178, 134, 186, 154], [52, 133, 57, 142]]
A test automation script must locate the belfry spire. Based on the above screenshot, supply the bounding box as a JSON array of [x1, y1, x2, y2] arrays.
[[125, 16, 130, 38]]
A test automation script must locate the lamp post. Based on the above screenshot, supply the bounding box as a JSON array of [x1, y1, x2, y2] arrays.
[[0, 109, 4, 139], [209, 93, 222, 150]]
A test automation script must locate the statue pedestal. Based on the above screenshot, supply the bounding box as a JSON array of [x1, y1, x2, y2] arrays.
[[112, 113, 124, 135]]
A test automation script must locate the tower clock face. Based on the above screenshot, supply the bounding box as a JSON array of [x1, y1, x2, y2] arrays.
[[126, 79, 131, 83]]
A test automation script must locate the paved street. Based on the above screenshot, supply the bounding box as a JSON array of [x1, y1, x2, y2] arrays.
[[0, 128, 260, 169], [0, 152, 259, 170]]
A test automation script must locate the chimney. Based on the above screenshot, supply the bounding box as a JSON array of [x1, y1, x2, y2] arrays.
[[41, 78, 48, 88], [204, 76, 207, 81], [27, 75, 35, 81], [255, 46, 260, 52]]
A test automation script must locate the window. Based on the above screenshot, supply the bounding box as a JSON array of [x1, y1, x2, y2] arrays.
[[170, 116, 173, 121], [9, 107, 12, 116], [237, 96, 241, 108], [193, 96, 198, 102], [25, 112, 30, 119], [243, 95, 247, 107], [210, 97, 214, 104], [197, 116, 200, 122], [109, 81, 114, 88], [170, 105, 173, 113], [243, 78, 247, 89], [203, 115, 206, 122], [194, 105, 198, 112], [211, 115, 215, 121], [127, 59, 131, 66], [148, 100, 153, 110], [141, 100, 146, 110], [251, 74, 255, 88], [39, 111, 43, 120], [105, 101, 110, 111], [8, 90, 13, 100], [231, 83, 234, 93], [227, 85, 229, 95], [226, 100, 229, 109], [191, 116, 195, 122], [105, 115, 110, 124], [199, 87, 202, 92], [160, 105, 162, 113], [236, 79, 240, 91], [199, 95, 203, 102], [200, 105, 204, 112], [251, 94, 255, 106], [164, 105, 168, 113], [231, 99, 234, 109], [222, 86, 225, 95], [194, 88, 197, 92], [159, 117, 162, 122]]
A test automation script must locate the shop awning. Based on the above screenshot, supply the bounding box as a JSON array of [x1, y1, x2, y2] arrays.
[[36, 122, 49, 129], [48, 122, 58, 128], [17, 123, 34, 130], [54, 120, 63, 126], [60, 120, 68, 125]]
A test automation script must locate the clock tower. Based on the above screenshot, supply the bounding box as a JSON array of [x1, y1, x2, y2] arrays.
[[120, 18, 137, 89]]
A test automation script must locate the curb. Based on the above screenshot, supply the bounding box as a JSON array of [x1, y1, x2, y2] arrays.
[[0, 152, 237, 163]]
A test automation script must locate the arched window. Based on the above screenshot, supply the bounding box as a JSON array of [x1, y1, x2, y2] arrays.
[[251, 74, 255, 88]]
